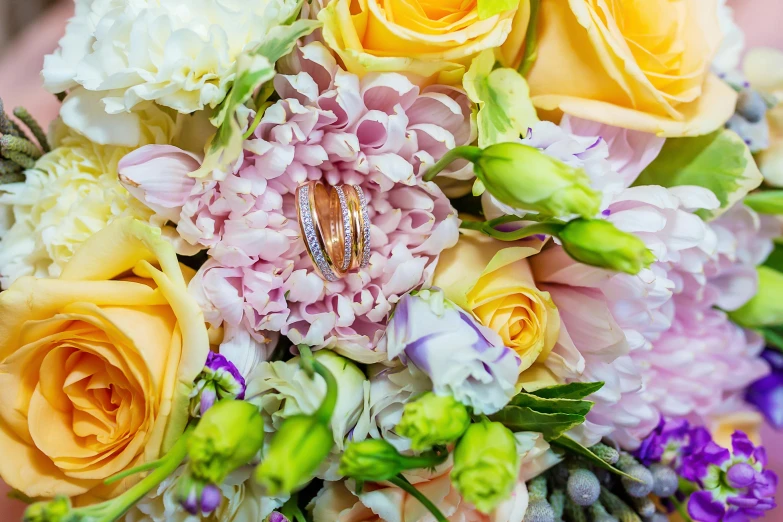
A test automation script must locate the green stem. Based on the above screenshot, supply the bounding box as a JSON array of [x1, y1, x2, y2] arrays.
[[389, 475, 448, 522], [518, 0, 541, 76], [243, 101, 273, 140], [398, 448, 449, 471], [671, 496, 695, 522], [280, 494, 307, 522], [298, 345, 338, 424], [423, 146, 482, 182], [460, 220, 565, 242], [81, 428, 194, 521], [104, 458, 165, 485]]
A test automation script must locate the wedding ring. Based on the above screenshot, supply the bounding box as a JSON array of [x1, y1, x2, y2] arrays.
[[343, 185, 371, 269], [296, 181, 371, 281], [296, 181, 341, 282]]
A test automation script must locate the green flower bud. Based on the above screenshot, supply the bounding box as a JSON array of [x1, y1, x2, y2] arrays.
[[23, 497, 72, 522], [451, 420, 518, 513], [396, 393, 470, 450], [340, 439, 407, 482], [729, 266, 783, 328], [473, 143, 601, 218], [560, 219, 655, 275], [255, 415, 333, 495], [188, 399, 265, 484]]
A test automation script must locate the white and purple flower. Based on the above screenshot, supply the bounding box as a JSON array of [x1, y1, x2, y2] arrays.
[[189, 352, 247, 417], [381, 288, 520, 415]]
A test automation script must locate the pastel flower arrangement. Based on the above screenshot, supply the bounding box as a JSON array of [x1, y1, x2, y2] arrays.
[[1, 1, 783, 521]]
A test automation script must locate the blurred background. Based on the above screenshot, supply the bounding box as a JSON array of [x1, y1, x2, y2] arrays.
[[0, 0, 782, 520]]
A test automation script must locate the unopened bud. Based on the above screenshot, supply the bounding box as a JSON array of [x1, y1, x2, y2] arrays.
[[589, 502, 619, 522], [188, 400, 264, 484], [255, 415, 333, 495], [472, 143, 601, 218], [23, 497, 72, 522], [560, 219, 654, 275], [590, 443, 620, 465], [452, 420, 518, 513], [339, 439, 413, 482], [523, 499, 556, 522], [396, 392, 470, 450], [265, 513, 290, 522], [549, 489, 566, 519], [564, 497, 588, 522]]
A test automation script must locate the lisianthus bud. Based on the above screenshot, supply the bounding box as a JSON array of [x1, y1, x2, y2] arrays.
[[23, 497, 71, 522], [452, 420, 519, 513], [255, 415, 334, 495], [188, 399, 265, 484], [265, 513, 290, 522], [177, 478, 222, 516], [339, 438, 448, 482], [396, 393, 470, 450], [560, 219, 655, 275], [472, 143, 601, 218], [189, 352, 247, 417], [729, 266, 783, 327]]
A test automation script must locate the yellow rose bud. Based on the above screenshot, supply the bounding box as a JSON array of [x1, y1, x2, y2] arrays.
[[319, 0, 525, 84], [433, 228, 560, 372], [507, 0, 737, 137], [0, 218, 210, 501]]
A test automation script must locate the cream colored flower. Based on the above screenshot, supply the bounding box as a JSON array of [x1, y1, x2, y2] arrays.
[[43, 0, 299, 142], [0, 126, 154, 287]]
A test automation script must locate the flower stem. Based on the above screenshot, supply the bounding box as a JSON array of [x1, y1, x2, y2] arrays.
[[518, 0, 541, 76], [389, 474, 448, 522], [460, 219, 565, 242], [80, 427, 194, 521], [103, 458, 165, 485], [399, 448, 449, 471], [298, 345, 338, 424], [423, 146, 482, 182]]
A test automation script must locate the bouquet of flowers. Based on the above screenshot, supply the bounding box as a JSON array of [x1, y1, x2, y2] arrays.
[[2, 0, 783, 521]]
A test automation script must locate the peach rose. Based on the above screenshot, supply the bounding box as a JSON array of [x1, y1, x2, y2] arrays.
[[513, 0, 737, 137], [433, 229, 560, 373], [0, 218, 209, 500], [319, 0, 526, 84]]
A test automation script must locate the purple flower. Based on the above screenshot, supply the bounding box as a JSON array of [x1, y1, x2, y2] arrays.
[[266, 513, 290, 522], [746, 349, 783, 429], [188, 352, 247, 417], [179, 481, 222, 516], [683, 430, 777, 522], [635, 417, 694, 467]]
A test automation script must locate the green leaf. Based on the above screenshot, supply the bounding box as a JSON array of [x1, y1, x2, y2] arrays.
[[634, 129, 762, 220], [530, 382, 605, 400], [509, 393, 593, 417], [551, 436, 638, 481], [193, 19, 321, 178], [477, 0, 520, 19], [764, 240, 783, 272], [489, 405, 585, 440], [463, 50, 538, 148], [745, 191, 783, 214], [758, 327, 783, 352]]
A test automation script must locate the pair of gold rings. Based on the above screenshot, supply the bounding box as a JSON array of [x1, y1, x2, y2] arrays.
[[295, 181, 371, 282]]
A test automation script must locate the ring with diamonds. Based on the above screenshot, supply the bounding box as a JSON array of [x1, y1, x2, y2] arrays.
[[343, 185, 371, 270], [295, 181, 371, 281], [295, 181, 345, 282]]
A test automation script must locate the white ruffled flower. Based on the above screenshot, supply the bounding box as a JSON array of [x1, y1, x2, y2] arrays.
[[0, 126, 154, 287], [713, 0, 745, 75], [244, 350, 370, 480], [123, 466, 286, 522], [43, 0, 299, 144]]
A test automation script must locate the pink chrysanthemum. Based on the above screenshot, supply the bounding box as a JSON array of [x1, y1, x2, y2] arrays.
[[119, 42, 469, 363]]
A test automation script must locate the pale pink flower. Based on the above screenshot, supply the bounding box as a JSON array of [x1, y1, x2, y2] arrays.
[[119, 42, 468, 363]]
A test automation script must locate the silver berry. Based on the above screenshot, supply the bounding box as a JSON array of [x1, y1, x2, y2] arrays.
[[523, 499, 556, 522], [650, 464, 678, 498], [567, 468, 601, 506], [621, 465, 654, 497]]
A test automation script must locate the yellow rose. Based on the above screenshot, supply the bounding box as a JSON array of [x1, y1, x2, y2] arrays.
[[745, 48, 783, 186], [319, 0, 524, 84], [514, 0, 737, 137], [433, 229, 560, 372], [0, 218, 209, 500]]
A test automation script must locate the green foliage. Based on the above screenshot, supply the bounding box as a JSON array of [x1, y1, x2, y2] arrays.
[[634, 129, 762, 220], [531, 382, 605, 400], [745, 190, 783, 214], [551, 436, 638, 481], [463, 50, 538, 148]]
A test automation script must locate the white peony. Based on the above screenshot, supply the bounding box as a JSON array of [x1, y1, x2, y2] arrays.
[[123, 466, 287, 522], [43, 0, 300, 142]]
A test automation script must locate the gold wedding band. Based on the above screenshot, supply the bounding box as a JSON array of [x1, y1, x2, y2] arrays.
[[296, 181, 371, 281]]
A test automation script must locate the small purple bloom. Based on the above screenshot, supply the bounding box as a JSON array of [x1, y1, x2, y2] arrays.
[[727, 463, 756, 489], [189, 352, 247, 417], [200, 483, 222, 514], [267, 513, 290, 522], [689, 491, 727, 522]]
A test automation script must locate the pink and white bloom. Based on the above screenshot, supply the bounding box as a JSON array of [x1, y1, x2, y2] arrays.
[[119, 42, 470, 363]]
